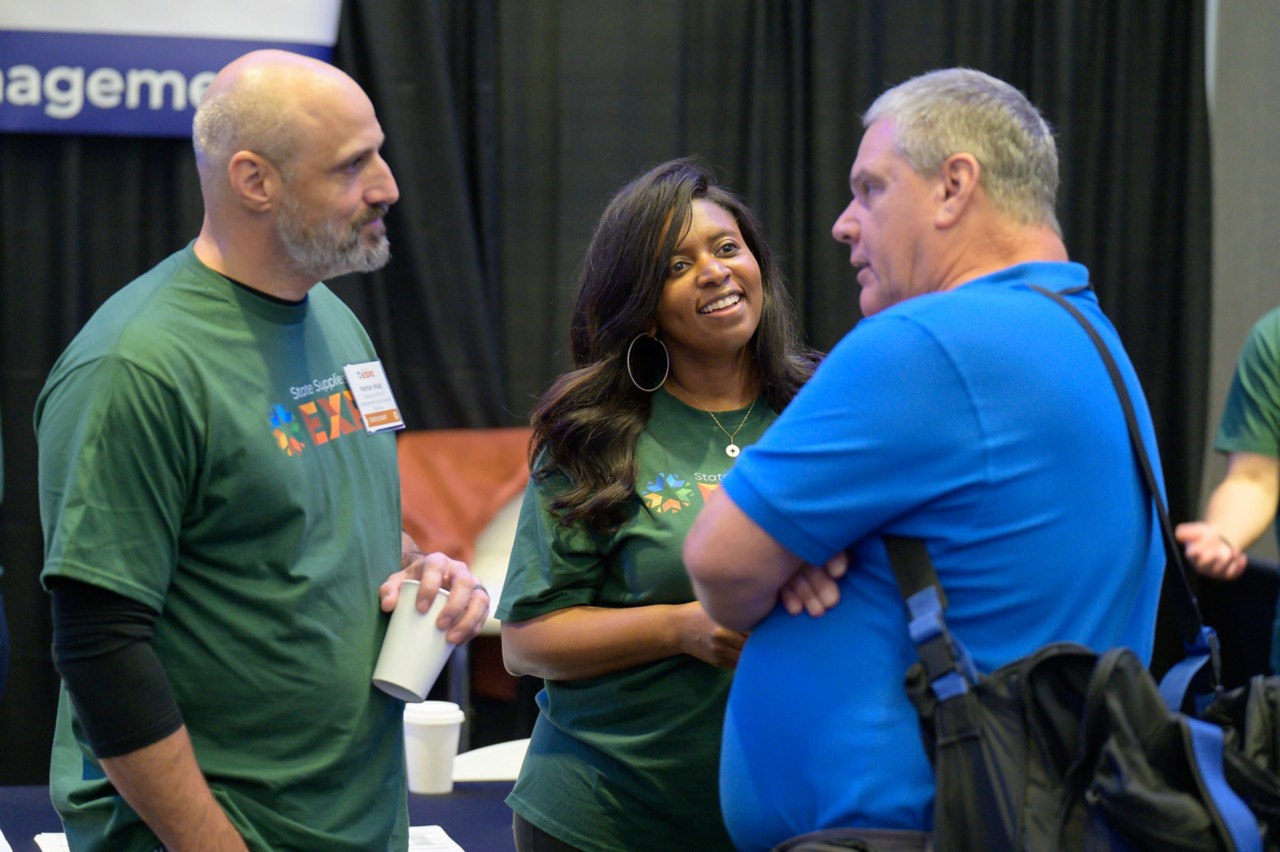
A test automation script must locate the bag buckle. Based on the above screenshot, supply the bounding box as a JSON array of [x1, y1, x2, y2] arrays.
[[906, 586, 978, 700]]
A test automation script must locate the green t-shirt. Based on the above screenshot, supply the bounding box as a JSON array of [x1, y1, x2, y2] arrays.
[[1215, 304, 1280, 552], [37, 245, 406, 851], [497, 388, 776, 852]]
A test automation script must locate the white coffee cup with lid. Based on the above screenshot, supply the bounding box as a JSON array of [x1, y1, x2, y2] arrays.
[[403, 700, 466, 794]]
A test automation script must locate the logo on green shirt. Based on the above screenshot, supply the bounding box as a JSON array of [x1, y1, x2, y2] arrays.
[[643, 472, 694, 513], [268, 389, 364, 457]]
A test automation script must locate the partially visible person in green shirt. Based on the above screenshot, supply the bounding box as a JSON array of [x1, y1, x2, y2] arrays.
[[1177, 305, 1280, 665]]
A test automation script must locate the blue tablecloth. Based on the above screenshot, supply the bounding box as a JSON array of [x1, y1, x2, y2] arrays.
[[0, 782, 515, 851]]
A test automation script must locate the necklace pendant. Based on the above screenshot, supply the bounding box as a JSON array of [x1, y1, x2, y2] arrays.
[[725, 443, 740, 458]]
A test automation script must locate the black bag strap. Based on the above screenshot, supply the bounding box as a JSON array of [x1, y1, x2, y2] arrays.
[[1028, 285, 1205, 647], [883, 284, 1221, 703], [885, 534, 977, 699], [1029, 284, 1221, 705]]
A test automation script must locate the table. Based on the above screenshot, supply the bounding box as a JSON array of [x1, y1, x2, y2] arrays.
[[0, 782, 515, 851], [410, 782, 516, 850]]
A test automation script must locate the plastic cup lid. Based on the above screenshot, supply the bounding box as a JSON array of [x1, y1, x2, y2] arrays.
[[403, 700, 465, 723]]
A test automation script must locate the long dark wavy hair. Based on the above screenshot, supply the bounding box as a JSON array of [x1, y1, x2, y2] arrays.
[[530, 158, 819, 532]]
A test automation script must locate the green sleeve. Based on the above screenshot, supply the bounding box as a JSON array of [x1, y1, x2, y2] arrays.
[[495, 476, 610, 622], [38, 355, 191, 611], [1215, 307, 1280, 458]]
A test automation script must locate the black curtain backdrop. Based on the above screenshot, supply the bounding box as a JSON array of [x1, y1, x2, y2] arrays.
[[0, 1, 1209, 785]]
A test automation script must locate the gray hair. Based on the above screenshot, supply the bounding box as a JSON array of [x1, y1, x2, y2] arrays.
[[864, 67, 1061, 234], [192, 85, 298, 187]]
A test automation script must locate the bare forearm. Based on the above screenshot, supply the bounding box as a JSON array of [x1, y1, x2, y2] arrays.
[[1203, 474, 1279, 553], [502, 604, 696, 680], [100, 726, 247, 851], [1177, 453, 1280, 580]]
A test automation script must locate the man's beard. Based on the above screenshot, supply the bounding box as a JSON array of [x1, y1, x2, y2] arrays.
[[276, 193, 392, 281]]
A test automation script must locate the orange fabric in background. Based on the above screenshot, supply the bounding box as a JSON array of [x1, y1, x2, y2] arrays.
[[397, 427, 533, 563]]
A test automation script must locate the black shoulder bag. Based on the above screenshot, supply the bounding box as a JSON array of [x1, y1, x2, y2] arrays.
[[885, 285, 1278, 851]]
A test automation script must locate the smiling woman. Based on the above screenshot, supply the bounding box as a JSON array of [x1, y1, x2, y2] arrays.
[[493, 157, 821, 852]]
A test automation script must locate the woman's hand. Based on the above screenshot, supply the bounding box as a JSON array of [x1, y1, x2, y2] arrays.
[[677, 602, 748, 669]]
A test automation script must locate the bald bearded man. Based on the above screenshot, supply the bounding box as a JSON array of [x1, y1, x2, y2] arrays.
[[37, 50, 489, 850]]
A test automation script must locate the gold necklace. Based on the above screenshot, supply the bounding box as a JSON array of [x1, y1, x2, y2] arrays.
[[685, 392, 758, 458]]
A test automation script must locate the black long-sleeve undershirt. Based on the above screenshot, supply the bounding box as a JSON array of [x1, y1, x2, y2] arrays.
[[49, 578, 184, 759]]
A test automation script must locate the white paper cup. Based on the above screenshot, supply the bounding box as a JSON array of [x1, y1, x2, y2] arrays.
[[403, 700, 466, 794], [372, 580, 456, 702]]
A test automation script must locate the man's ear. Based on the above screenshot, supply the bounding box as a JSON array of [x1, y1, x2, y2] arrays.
[[227, 151, 281, 213], [935, 152, 980, 229]]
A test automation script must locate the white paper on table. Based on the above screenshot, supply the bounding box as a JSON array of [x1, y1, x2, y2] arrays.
[[408, 824, 465, 851], [28, 827, 459, 851], [33, 833, 69, 852]]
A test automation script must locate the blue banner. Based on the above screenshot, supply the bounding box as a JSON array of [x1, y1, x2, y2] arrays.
[[0, 1, 340, 138]]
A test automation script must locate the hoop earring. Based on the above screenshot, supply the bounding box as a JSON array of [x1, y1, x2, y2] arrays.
[[626, 333, 669, 392]]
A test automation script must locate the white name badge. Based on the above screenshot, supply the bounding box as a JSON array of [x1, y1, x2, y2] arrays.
[[343, 360, 405, 434]]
